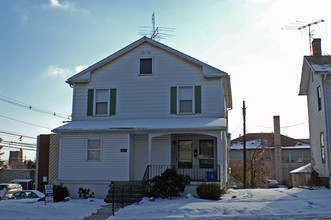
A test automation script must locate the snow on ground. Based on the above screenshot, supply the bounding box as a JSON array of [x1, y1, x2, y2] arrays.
[[109, 187, 331, 220], [0, 198, 106, 220], [1, 188, 331, 220]]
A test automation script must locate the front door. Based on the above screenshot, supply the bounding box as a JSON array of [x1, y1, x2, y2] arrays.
[[178, 140, 193, 168], [175, 135, 216, 180]]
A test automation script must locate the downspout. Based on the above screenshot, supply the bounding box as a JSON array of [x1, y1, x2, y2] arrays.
[[322, 74, 331, 187]]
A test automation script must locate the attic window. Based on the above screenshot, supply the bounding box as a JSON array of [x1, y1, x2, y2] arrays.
[[140, 58, 152, 74]]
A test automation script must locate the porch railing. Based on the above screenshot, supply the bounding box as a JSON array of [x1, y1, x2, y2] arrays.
[[141, 164, 220, 196]]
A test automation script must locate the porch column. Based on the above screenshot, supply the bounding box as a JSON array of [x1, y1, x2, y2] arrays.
[[148, 134, 152, 165], [217, 132, 222, 184]]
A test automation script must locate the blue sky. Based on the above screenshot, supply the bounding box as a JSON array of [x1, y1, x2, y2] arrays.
[[1, 0, 331, 160]]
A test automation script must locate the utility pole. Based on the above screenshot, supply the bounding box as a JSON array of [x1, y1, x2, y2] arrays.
[[242, 101, 247, 189]]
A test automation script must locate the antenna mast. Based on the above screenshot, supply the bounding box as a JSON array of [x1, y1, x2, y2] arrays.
[[283, 19, 324, 55], [151, 12, 159, 40], [138, 12, 175, 41]]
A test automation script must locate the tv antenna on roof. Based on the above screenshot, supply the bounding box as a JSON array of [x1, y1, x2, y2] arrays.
[[282, 19, 325, 55], [138, 12, 175, 41]]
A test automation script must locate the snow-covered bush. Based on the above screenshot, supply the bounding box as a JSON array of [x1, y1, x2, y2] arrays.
[[196, 183, 225, 200]]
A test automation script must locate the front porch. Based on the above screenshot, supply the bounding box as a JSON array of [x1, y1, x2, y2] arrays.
[[129, 131, 227, 186], [142, 165, 220, 182]]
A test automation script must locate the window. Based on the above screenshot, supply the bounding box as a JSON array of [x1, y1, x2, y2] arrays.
[[199, 140, 214, 168], [87, 89, 116, 116], [179, 86, 193, 113], [320, 132, 325, 163], [178, 140, 193, 168], [317, 86, 322, 111], [87, 140, 101, 161], [170, 85, 201, 114], [140, 58, 152, 74], [95, 89, 108, 115]]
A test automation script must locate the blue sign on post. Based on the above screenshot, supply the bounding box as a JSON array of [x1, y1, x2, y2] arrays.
[[45, 184, 53, 205]]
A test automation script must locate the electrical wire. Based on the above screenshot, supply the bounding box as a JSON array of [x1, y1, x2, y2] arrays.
[[0, 114, 53, 130], [0, 94, 70, 120], [1, 145, 36, 151], [1, 141, 36, 148], [0, 129, 36, 139]]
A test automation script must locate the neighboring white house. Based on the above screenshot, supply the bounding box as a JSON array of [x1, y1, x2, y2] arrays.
[[299, 38, 331, 187], [53, 36, 232, 198]]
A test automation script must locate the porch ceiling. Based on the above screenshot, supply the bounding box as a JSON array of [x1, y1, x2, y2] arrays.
[[52, 118, 227, 133]]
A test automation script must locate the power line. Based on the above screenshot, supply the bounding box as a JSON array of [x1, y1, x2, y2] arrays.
[[0, 114, 53, 130], [0, 94, 70, 120], [1, 145, 36, 151], [1, 141, 36, 148], [0, 129, 37, 139]]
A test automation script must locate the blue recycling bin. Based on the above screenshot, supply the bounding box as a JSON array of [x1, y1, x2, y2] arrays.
[[207, 171, 217, 182]]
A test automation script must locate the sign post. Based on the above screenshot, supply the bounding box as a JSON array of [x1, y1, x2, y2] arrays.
[[45, 184, 53, 205]]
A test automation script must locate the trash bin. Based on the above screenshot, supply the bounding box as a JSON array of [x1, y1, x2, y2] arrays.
[[207, 171, 217, 182]]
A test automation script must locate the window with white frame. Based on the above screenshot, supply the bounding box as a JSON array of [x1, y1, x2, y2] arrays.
[[317, 86, 322, 111], [320, 132, 325, 163], [87, 140, 101, 161], [140, 58, 152, 74], [179, 86, 193, 113], [95, 89, 109, 115]]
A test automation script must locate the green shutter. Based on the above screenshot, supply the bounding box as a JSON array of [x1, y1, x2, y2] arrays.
[[170, 87, 177, 114], [87, 89, 94, 116], [110, 88, 116, 116], [195, 85, 201, 113]]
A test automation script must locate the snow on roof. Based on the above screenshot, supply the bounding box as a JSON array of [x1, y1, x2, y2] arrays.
[[290, 163, 312, 174], [231, 140, 310, 150], [53, 118, 227, 133]]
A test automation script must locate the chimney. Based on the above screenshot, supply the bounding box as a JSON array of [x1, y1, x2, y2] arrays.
[[273, 116, 283, 183], [312, 38, 322, 57]]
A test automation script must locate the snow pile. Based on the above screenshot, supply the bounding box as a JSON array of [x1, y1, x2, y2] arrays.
[[0, 198, 106, 220], [109, 187, 331, 219]]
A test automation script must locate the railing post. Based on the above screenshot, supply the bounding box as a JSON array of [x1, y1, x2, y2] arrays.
[[121, 186, 124, 208], [112, 186, 115, 216]]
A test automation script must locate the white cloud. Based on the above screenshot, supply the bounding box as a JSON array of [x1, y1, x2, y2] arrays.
[[46, 65, 87, 79], [43, 0, 75, 10], [21, 15, 28, 24], [75, 65, 88, 73], [46, 65, 71, 79]]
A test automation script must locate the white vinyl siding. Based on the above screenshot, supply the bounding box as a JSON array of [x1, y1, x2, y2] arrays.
[[307, 74, 329, 177], [151, 135, 171, 165], [59, 133, 129, 181], [71, 43, 225, 121], [130, 134, 148, 180]]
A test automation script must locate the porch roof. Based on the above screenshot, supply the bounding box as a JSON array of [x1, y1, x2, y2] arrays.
[[52, 118, 227, 133]]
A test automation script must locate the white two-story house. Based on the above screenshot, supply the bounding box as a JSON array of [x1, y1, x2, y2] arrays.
[[53, 36, 232, 198], [299, 38, 331, 187]]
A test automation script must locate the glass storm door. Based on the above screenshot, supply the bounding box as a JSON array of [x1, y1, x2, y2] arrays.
[[199, 139, 214, 168], [178, 140, 193, 168]]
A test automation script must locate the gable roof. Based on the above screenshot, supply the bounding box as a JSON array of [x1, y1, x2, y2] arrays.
[[299, 56, 331, 95], [66, 36, 232, 108]]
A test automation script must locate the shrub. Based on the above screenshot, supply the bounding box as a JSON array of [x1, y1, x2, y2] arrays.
[[53, 184, 69, 202], [78, 187, 95, 199], [148, 168, 191, 199], [196, 183, 225, 200]]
